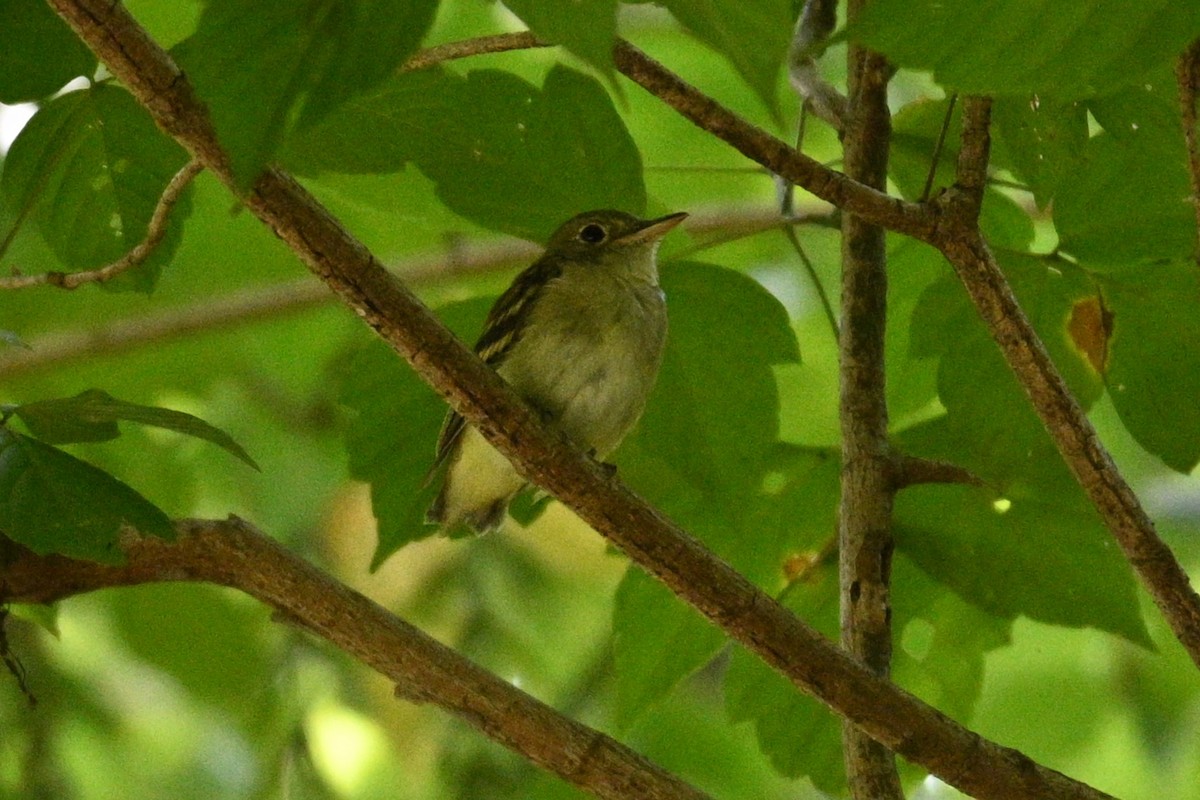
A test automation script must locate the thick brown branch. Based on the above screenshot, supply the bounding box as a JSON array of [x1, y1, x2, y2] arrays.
[[937, 97, 1200, 670], [0, 521, 711, 800], [1177, 39, 1200, 265], [837, 23, 902, 798], [0, 160, 202, 290], [45, 3, 1116, 797]]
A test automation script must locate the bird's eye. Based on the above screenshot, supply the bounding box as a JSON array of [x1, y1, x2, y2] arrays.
[[578, 223, 608, 243]]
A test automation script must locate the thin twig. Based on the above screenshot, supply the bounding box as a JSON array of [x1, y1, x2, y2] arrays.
[[0, 159, 203, 290], [783, 224, 839, 340], [46, 4, 1115, 796], [1176, 39, 1200, 266], [837, 14, 903, 796], [920, 93, 958, 202], [935, 96, 1200, 669], [401, 31, 548, 72], [0, 521, 710, 800]]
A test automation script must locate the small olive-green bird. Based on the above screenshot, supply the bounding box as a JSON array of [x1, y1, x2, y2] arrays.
[[426, 209, 688, 533]]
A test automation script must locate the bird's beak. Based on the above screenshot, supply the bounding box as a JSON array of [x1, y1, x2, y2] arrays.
[[619, 211, 689, 244]]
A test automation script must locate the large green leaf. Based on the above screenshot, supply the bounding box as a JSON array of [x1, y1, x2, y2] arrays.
[[893, 479, 1150, 646], [11, 389, 258, 469], [0, 84, 190, 291], [992, 95, 1089, 209], [611, 262, 802, 727], [1055, 75, 1194, 264], [1100, 262, 1200, 473], [910, 252, 1103, 489], [0, 0, 97, 103], [1054, 134, 1193, 265], [416, 66, 647, 241], [852, 0, 1200, 98], [502, 0, 619, 77], [281, 68, 462, 175], [660, 0, 792, 117], [0, 428, 175, 563], [172, 0, 438, 187]]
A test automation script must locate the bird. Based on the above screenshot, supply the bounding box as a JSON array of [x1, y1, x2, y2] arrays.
[[425, 208, 688, 533]]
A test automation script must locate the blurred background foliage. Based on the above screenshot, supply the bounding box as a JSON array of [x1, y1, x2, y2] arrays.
[[2, 0, 1200, 798]]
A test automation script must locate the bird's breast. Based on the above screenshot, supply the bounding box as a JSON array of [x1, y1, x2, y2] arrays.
[[499, 275, 667, 456]]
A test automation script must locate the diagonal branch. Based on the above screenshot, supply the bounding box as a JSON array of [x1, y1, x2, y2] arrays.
[[0, 159, 203, 290], [935, 96, 1200, 669], [43, 3, 1117, 797], [0, 520, 711, 800], [611, 40, 935, 242]]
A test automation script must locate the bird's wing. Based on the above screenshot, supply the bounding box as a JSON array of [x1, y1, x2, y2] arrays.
[[429, 256, 562, 471]]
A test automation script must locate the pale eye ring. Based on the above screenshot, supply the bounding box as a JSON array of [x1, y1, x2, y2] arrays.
[[578, 223, 608, 243]]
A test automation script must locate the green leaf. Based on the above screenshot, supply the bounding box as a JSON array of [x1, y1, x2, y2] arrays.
[[416, 66, 647, 241], [611, 262, 802, 726], [1054, 133, 1193, 264], [894, 481, 1151, 646], [0, 428, 175, 563], [0, 0, 97, 103], [12, 389, 259, 469], [281, 68, 462, 175], [172, 0, 438, 187], [0, 84, 190, 290], [1100, 262, 1200, 473], [907, 252, 1103, 493], [852, 0, 1200, 98], [339, 300, 492, 567], [910, 252, 1103, 483], [660, 0, 792, 117], [992, 95, 1089, 209], [502, 0, 619, 77]]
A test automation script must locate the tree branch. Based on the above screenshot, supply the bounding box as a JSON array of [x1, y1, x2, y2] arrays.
[[0, 521, 711, 800], [837, 17, 902, 796], [1177, 38, 1200, 266], [933, 97, 1200, 669], [611, 40, 935, 242], [41, 4, 1120, 796], [0, 159, 202, 290]]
